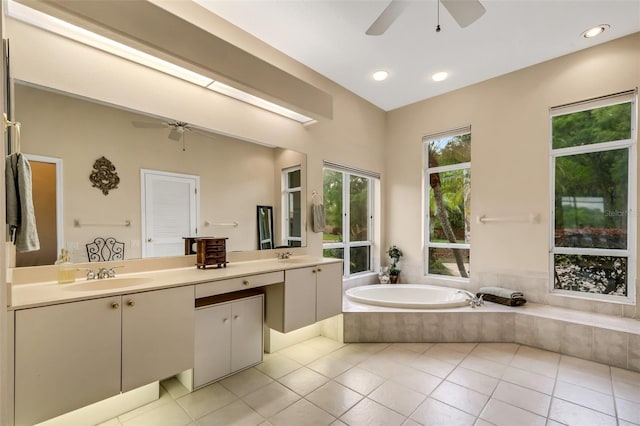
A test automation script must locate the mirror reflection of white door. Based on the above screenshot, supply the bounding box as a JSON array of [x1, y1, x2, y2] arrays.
[[141, 169, 199, 258]]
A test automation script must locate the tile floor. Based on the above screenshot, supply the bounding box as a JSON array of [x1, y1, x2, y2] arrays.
[[102, 337, 640, 426]]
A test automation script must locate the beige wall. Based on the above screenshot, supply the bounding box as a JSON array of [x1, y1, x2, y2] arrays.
[[386, 33, 640, 316]]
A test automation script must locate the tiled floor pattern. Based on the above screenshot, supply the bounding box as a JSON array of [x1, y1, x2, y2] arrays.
[[102, 338, 640, 426]]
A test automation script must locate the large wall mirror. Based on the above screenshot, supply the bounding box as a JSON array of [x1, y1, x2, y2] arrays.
[[12, 82, 307, 266]]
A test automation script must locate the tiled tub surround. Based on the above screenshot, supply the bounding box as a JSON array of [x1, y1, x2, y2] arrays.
[[344, 299, 640, 373]]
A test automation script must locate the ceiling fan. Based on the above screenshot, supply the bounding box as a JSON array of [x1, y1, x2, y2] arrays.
[[132, 120, 216, 150], [365, 0, 486, 35]]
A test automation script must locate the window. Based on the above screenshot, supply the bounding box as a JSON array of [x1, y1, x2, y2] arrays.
[[322, 163, 377, 277], [550, 91, 636, 302], [424, 127, 471, 278], [283, 167, 302, 247]]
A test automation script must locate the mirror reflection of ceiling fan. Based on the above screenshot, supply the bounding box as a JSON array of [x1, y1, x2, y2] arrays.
[[365, 0, 486, 35], [132, 120, 216, 150]]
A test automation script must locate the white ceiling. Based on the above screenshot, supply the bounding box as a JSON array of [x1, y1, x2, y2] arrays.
[[195, 0, 640, 112]]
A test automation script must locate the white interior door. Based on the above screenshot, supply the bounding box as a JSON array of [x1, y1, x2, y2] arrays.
[[141, 169, 199, 258]]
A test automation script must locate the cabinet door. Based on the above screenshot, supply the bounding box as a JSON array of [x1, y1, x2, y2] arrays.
[[315, 262, 343, 321], [194, 303, 232, 388], [231, 295, 264, 372], [283, 267, 317, 332], [122, 285, 195, 392], [14, 297, 121, 426]]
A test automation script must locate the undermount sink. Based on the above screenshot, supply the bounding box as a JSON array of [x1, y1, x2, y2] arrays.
[[64, 277, 154, 291]]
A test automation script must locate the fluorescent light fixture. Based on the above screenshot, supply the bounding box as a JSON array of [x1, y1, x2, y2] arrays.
[[206, 81, 313, 123], [431, 71, 448, 82], [7, 0, 214, 86], [582, 24, 609, 38], [372, 70, 389, 81], [6, 0, 314, 124]]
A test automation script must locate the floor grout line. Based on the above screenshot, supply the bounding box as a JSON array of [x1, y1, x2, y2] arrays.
[[102, 340, 640, 426]]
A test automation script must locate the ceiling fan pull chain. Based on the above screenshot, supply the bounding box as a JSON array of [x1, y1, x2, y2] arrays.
[[436, 0, 441, 32]]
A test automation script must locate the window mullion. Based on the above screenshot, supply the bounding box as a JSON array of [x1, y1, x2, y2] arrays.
[[343, 172, 350, 277]]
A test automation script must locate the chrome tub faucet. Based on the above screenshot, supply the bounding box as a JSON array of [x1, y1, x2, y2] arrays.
[[457, 290, 484, 308]]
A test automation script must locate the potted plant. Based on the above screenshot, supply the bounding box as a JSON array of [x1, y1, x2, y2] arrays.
[[387, 245, 403, 284]]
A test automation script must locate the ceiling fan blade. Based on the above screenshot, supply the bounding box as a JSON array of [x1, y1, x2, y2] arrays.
[[168, 128, 182, 141], [132, 120, 168, 129], [441, 0, 485, 28], [365, 0, 409, 36]]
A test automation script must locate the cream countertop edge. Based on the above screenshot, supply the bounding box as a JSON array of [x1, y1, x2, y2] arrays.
[[9, 247, 312, 285], [10, 256, 341, 310]]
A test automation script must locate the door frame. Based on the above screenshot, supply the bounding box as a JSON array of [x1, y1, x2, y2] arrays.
[[23, 154, 64, 256], [140, 169, 199, 258]]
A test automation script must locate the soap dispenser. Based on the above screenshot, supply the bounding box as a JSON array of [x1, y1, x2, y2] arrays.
[[55, 249, 76, 284]]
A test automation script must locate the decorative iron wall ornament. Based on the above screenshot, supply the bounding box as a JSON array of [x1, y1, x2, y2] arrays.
[[90, 156, 120, 195]]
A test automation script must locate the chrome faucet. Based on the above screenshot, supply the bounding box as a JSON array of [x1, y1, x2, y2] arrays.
[[277, 251, 293, 260], [97, 268, 111, 279], [83, 266, 121, 280], [457, 290, 484, 308]]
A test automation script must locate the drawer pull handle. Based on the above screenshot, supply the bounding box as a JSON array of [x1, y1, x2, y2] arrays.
[[317, 268, 322, 272], [223, 318, 229, 323], [127, 299, 136, 307], [234, 315, 239, 320], [312, 269, 317, 274], [111, 302, 119, 309], [243, 280, 249, 286]]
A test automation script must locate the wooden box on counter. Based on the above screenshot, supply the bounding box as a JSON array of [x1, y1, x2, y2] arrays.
[[184, 237, 228, 269]]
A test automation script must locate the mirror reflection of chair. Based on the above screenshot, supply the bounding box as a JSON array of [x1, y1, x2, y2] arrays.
[[86, 237, 125, 262]]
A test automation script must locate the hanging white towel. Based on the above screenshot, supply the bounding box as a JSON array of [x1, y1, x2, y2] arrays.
[[5, 153, 40, 252], [312, 203, 326, 233]]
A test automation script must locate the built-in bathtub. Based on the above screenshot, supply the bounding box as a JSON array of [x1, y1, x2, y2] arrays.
[[342, 284, 640, 372], [345, 284, 470, 309]]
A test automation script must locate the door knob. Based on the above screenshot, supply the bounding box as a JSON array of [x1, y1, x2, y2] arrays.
[[111, 302, 119, 309], [127, 299, 136, 307], [147, 238, 153, 242]]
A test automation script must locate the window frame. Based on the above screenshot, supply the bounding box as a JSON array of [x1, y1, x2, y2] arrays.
[[322, 167, 375, 278], [423, 127, 471, 280], [282, 166, 302, 247], [549, 92, 637, 304]]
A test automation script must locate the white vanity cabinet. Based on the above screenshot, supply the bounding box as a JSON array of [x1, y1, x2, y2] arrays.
[[13, 285, 194, 426], [14, 296, 122, 426], [194, 293, 264, 388], [266, 262, 343, 333], [121, 285, 195, 392]]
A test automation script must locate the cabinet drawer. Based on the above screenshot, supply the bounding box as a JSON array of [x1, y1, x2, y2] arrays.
[[196, 271, 284, 298]]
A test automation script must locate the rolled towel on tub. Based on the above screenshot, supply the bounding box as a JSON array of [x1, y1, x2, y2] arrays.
[[478, 293, 526, 307], [478, 286, 524, 300]]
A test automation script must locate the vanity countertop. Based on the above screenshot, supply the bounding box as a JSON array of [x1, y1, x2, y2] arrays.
[[10, 256, 341, 310]]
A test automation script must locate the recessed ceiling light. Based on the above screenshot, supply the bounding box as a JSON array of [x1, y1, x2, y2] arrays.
[[372, 70, 389, 81], [582, 24, 610, 38], [432, 71, 448, 82]]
